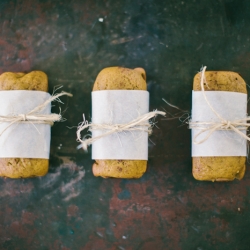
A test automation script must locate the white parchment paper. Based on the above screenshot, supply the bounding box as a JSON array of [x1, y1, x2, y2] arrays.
[[192, 91, 247, 156], [0, 90, 51, 159], [92, 90, 149, 160]]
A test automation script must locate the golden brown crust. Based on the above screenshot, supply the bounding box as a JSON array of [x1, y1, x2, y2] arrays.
[[0, 158, 48, 178], [193, 71, 247, 93], [92, 67, 147, 178], [93, 67, 147, 91], [93, 160, 147, 178], [0, 71, 49, 178], [192, 71, 246, 181], [0, 71, 48, 92]]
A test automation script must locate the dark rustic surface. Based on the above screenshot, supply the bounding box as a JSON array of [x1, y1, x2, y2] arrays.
[[0, 0, 250, 249]]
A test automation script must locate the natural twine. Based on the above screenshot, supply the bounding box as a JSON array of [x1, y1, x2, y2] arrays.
[[77, 110, 166, 150], [189, 66, 250, 144], [0, 91, 73, 136]]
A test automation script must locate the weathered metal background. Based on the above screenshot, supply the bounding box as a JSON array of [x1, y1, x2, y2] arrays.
[[0, 0, 250, 249]]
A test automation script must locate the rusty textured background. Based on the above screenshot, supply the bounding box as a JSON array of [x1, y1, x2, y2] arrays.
[[0, 0, 250, 249]]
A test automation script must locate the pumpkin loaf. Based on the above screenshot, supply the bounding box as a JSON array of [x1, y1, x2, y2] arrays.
[[0, 71, 49, 178], [92, 67, 147, 178], [192, 71, 247, 181]]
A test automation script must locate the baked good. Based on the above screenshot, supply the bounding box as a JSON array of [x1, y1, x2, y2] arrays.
[[92, 67, 147, 178], [0, 71, 49, 178], [192, 71, 247, 181]]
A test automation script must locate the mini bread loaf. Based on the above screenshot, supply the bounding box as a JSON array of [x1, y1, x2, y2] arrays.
[[192, 71, 247, 181], [92, 67, 147, 178], [0, 71, 49, 178]]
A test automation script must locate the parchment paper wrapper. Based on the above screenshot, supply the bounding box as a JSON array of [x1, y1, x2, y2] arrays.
[[192, 91, 247, 157], [0, 90, 51, 159], [92, 90, 149, 160]]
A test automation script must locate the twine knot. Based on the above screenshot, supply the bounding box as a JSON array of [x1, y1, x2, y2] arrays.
[[224, 120, 231, 129], [114, 125, 120, 131], [20, 114, 27, 121]]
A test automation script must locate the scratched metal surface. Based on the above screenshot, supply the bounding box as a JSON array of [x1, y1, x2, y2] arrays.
[[0, 0, 250, 249]]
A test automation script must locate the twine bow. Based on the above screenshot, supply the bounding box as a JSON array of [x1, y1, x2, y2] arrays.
[[189, 66, 250, 144], [0, 91, 73, 136], [77, 110, 166, 150]]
